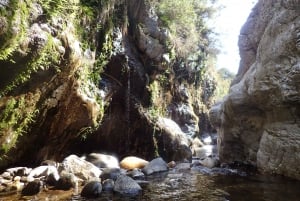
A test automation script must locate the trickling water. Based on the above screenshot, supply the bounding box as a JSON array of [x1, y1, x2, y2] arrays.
[[126, 63, 131, 141]]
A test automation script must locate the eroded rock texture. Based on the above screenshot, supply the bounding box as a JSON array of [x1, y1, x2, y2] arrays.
[[0, 0, 214, 168], [211, 0, 300, 179]]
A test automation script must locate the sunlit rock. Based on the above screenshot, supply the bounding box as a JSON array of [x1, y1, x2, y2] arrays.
[[85, 153, 119, 169], [5, 167, 32, 177], [59, 155, 101, 181], [120, 156, 149, 170], [27, 166, 59, 182], [212, 0, 300, 179]]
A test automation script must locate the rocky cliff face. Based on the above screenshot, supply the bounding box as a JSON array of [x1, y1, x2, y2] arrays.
[[210, 0, 300, 179], [0, 0, 215, 169]]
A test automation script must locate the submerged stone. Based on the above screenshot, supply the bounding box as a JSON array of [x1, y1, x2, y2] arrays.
[[113, 174, 142, 196]]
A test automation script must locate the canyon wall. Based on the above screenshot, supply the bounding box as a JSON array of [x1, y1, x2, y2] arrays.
[[0, 0, 215, 169], [211, 0, 300, 179]]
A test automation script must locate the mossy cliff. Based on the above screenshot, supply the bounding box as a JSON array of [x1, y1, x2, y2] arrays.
[[0, 0, 216, 168]]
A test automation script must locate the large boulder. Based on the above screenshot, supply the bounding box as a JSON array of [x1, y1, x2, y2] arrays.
[[168, 102, 199, 137], [155, 118, 192, 162], [211, 0, 300, 179], [59, 155, 101, 181]]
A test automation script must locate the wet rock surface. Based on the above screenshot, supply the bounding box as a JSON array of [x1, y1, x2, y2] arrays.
[[81, 181, 102, 198], [113, 174, 142, 196], [0, 151, 228, 198], [142, 157, 169, 175], [100, 168, 122, 181], [21, 180, 42, 196], [102, 179, 114, 192]]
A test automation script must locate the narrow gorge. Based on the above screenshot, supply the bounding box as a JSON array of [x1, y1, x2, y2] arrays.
[[0, 0, 300, 200]]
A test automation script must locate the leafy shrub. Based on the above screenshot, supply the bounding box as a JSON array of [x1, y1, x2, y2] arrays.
[[39, 0, 79, 17], [155, 0, 217, 58], [213, 68, 235, 101]]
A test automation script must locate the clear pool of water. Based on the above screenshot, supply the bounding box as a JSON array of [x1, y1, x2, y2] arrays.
[[2, 169, 300, 201]]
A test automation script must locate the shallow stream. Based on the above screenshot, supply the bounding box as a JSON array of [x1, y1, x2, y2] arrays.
[[1, 168, 300, 201], [1, 135, 299, 200], [121, 172, 300, 201]]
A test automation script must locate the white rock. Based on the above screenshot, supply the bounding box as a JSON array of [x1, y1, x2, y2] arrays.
[[60, 154, 101, 181], [27, 166, 59, 182], [85, 153, 119, 169]]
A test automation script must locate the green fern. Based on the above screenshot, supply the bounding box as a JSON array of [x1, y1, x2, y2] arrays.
[[0, 0, 29, 61], [0, 96, 39, 155]]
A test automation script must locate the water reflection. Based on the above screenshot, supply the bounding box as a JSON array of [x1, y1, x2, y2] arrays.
[[214, 175, 300, 201], [2, 171, 300, 200], [140, 173, 300, 201]]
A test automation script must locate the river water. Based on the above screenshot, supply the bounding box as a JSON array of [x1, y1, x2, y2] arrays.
[[125, 172, 300, 201], [2, 168, 300, 201], [1, 136, 300, 200]]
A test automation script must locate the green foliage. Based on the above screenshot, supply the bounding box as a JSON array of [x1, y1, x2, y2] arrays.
[[80, 0, 101, 7], [0, 0, 29, 60], [82, 26, 113, 89], [73, 6, 115, 128], [155, 0, 217, 57], [148, 81, 167, 119], [0, 96, 38, 156], [75, 0, 114, 85], [77, 126, 95, 140], [217, 68, 235, 80], [27, 36, 61, 72], [75, 4, 99, 51], [39, 0, 79, 17], [213, 68, 234, 101], [0, 35, 61, 96], [153, 0, 220, 92]]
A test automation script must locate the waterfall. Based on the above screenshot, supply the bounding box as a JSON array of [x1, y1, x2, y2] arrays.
[[126, 64, 131, 141]]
